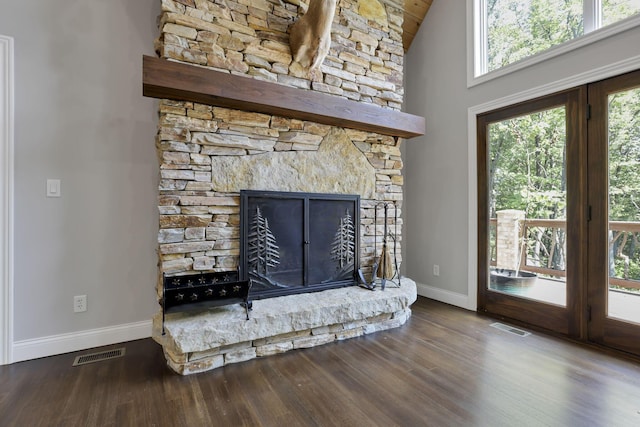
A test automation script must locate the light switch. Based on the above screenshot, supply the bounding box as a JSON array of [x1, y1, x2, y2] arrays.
[[46, 179, 61, 197]]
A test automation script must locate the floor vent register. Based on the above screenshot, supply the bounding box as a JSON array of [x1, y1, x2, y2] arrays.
[[490, 322, 531, 337], [72, 347, 126, 366]]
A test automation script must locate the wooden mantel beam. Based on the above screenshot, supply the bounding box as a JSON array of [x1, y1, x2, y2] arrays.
[[142, 56, 425, 139]]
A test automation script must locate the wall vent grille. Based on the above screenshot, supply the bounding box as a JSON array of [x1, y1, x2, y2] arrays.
[[490, 322, 531, 337], [72, 348, 126, 366]]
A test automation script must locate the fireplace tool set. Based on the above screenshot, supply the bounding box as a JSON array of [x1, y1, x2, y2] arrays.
[[358, 201, 401, 291]]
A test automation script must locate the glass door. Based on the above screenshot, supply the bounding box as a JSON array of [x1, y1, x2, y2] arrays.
[[478, 89, 587, 336], [588, 70, 640, 356]]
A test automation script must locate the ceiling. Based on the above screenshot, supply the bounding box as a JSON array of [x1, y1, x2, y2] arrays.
[[402, 0, 433, 51]]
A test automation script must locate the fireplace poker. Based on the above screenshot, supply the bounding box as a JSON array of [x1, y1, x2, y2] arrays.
[[358, 201, 400, 290], [393, 200, 401, 286], [378, 202, 395, 290]]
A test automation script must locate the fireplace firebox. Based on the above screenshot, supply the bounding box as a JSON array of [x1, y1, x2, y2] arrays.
[[240, 190, 360, 299]]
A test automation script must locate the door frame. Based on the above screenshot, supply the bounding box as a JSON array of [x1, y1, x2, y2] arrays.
[[467, 55, 640, 314], [1, 35, 14, 365], [476, 88, 588, 337], [587, 69, 640, 355]]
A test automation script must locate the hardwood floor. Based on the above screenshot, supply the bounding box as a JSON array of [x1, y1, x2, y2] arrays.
[[2, 297, 640, 426]]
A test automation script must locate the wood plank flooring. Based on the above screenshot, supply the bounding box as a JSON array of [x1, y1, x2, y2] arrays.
[[2, 297, 640, 426]]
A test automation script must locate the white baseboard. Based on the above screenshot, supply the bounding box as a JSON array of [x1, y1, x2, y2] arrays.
[[11, 320, 152, 363], [416, 282, 475, 311]]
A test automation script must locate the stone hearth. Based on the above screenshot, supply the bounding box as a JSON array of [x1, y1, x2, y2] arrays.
[[154, 278, 417, 375]]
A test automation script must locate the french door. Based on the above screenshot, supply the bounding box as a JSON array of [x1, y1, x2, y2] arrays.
[[477, 88, 587, 337], [478, 70, 640, 355], [588, 70, 640, 355]]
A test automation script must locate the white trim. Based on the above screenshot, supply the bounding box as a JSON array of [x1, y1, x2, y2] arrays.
[[467, 54, 640, 311], [471, 0, 487, 78], [467, 109, 478, 313], [467, 0, 640, 87], [466, 0, 478, 88], [12, 320, 152, 363], [416, 282, 475, 311], [0, 35, 14, 366], [584, 0, 602, 34]]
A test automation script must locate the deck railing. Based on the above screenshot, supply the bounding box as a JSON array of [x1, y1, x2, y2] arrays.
[[489, 218, 640, 291]]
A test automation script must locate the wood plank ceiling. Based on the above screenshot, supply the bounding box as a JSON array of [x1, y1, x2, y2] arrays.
[[402, 0, 433, 51]]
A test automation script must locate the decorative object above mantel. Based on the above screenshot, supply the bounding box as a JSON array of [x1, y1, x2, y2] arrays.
[[142, 56, 425, 139]]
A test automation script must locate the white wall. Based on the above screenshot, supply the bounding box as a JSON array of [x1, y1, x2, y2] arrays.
[[404, 0, 640, 309], [0, 0, 160, 361]]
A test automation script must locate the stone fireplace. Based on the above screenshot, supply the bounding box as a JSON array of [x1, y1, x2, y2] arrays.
[[148, 0, 423, 374]]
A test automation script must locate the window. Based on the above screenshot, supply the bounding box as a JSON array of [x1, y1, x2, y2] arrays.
[[603, 0, 640, 25], [471, 0, 640, 82]]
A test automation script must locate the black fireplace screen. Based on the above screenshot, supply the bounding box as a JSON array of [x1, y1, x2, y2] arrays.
[[240, 190, 360, 299]]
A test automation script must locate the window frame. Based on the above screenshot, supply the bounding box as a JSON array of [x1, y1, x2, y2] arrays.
[[467, 0, 640, 87]]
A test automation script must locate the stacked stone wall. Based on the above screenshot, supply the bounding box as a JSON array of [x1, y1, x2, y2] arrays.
[[158, 0, 404, 109], [155, 0, 406, 287]]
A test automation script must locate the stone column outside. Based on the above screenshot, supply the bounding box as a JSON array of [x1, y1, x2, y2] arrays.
[[496, 209, 525, 271]]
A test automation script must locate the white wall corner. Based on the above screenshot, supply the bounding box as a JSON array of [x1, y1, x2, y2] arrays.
[[12, 320, 153, 363], [0, 35, 15, 366], [416, 281, 476, 311]]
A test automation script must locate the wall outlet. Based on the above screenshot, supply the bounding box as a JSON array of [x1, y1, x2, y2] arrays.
[[74, 295, 87, 313], [433, 264, 440, 276]]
